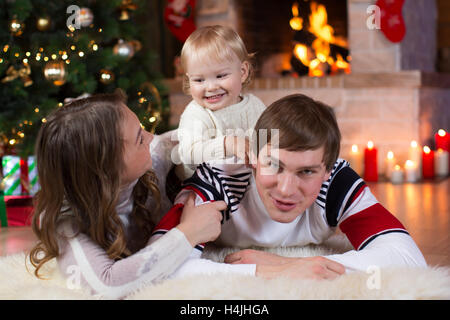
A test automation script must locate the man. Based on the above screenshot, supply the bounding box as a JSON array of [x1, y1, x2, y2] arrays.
[[152, 94, 426, 280]]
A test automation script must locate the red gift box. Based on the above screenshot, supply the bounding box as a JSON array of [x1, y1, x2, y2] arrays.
[[0, 193, 34, 227]]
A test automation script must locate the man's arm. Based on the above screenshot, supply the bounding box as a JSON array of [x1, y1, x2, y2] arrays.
[[225, 249, 345, 280], [325, 165, 426, 271]]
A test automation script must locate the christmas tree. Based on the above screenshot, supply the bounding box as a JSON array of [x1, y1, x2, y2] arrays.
[[0, 0, 168, 157]]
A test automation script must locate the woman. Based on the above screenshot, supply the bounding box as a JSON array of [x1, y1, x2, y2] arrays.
[[28, 91, 226, 299]]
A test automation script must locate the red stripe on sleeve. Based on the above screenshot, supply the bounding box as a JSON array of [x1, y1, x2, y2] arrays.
[[184, 186, 207, 201], [349, 184, 367, 205], [153, 203, 184, 232], [339, 203, 407, 250]]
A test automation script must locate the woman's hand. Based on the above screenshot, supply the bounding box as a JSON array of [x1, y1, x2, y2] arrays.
[[177, 192, 227, 247]]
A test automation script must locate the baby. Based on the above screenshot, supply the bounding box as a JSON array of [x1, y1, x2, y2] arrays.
[[176, 25, 266, 179]]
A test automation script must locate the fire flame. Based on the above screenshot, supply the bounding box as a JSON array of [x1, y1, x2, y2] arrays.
[[290, 1, 350, 76], [290, 3, 303, 31]]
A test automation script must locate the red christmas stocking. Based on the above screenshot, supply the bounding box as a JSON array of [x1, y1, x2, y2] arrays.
[[164, 0, 196, 42], [376, 0, 406, 43]]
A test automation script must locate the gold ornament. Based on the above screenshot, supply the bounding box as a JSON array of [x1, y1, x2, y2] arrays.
[[43, 61, 66, 86], [119, 10, 130, 21], [119, 0, 138, 20], [9, 18, 25, 36], [1, 64, 33, 87], [78, 7, 94, 27], [36, 16, 51, 31], [99, 69, 115, 84], [138, 82, 162, 133], [113, 40, 135, 59]]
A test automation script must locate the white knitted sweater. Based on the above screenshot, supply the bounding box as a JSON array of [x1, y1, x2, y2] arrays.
[[176, 93, 266, 179]]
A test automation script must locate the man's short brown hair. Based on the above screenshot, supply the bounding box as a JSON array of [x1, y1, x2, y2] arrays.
[[253, 94, 341, 171]]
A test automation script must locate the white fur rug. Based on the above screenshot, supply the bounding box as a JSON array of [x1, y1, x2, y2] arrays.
[[1, 235, 449, 300]]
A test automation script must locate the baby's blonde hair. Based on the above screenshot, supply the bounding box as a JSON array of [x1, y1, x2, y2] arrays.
[[180, 25, 255, 95]]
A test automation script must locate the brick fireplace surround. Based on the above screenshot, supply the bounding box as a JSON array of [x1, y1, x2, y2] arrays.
[[165, 0, 450, 174]]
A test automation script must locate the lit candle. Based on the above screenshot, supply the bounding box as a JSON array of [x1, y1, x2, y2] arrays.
[[404, 160, 418, 183], [434, 148, 449, 177], [435, 129, 450, 169], [364, 141, 378, 182], [385, 151, 396, 179], [421, 146, 434, 179], [390, 164, 403, 184], [435, 129, 450, 152], [408, 140, 422, 179], [348, 144, 363, 176]]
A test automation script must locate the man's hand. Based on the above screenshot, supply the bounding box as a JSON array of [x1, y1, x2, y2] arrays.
[[225, 249, 345, 280], [225, 249, 291, 265]]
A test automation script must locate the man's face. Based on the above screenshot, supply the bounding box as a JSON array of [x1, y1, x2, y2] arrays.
[[252, 144, 331, 223]]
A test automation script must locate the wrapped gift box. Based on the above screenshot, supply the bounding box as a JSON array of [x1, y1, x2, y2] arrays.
[[2, 155, 39, 195], [1, 155, 39, 227], [0, 193, 33, 227]]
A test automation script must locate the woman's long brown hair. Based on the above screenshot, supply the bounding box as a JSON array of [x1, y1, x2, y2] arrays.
[[28, 91, 160, 278]]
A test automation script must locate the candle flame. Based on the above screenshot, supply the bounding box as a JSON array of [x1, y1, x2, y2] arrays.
[[423, 146, 431, 154], [367, 141, 374, 149], [387, 151, 394, 159], [410, 140, 418, 148], [351, 144, 358, 153], [394, 165, 401, 170], [438, 129, 446, 137], [405, 160, 415, 168]]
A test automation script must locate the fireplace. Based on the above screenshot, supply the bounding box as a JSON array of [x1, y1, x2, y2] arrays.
[[234, 0, 350, 78], [165, 0, 450, 175]]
